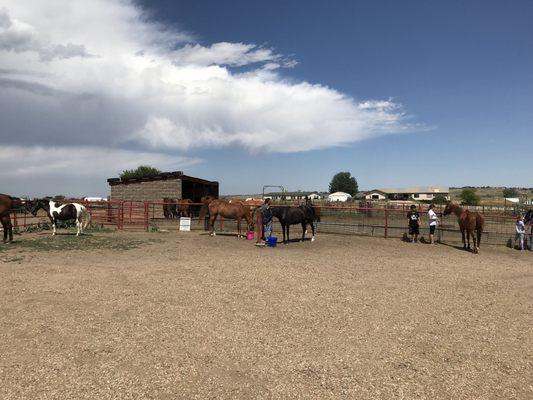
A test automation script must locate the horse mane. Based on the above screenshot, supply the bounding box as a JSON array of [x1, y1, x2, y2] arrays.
[[198, 196, 218, 224]]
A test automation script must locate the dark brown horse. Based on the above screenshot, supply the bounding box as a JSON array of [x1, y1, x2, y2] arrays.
[[272, 198, 319, 244], [162, 198, 176, 219], [0, 194, 23, 243], [199, 197, 254, 237], [163, 198, 193, 218], [443, 202, 485, 253]]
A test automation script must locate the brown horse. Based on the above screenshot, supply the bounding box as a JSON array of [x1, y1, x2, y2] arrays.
[[163, 198, 193, 218], [199, 197, 254, 237], [0, 194, 23, 243], [443, 202, 485, 253], [176, 199, 193, 218]]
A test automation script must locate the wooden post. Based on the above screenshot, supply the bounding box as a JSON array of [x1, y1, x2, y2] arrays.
[[384, 210, 389, 238], [118, 202, 124, 230], [256, 207, 262, 243], [144, 202, 149, 231]]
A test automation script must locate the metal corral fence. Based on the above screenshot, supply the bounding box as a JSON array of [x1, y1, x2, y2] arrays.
[[9, 200, 527, 247]]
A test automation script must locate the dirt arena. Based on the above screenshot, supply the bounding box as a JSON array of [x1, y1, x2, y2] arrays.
[[1, 231, 531, 399]]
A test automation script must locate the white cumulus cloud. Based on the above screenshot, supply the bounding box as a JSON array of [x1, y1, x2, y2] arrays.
[[0, 0, 421, 190]]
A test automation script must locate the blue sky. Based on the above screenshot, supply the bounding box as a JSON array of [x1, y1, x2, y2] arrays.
[[147, 0, 532, 193], [1, 0, 531, 196]]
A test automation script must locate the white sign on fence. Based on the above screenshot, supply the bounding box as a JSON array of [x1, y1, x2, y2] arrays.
[[179, 217, 191, 232]]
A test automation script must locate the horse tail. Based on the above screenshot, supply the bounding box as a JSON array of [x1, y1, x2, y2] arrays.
[[198, 204, 208, 225], [82, 206, 92, 229], [476, 213, 484, 247]]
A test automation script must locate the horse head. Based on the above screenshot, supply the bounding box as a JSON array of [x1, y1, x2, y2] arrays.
[[247, 220, 255, 232], [442, 202, 454, 216], [28, 198, 49, 216]]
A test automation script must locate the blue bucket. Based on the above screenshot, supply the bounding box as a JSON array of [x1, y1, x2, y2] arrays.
[[267, 236, 278, 247]]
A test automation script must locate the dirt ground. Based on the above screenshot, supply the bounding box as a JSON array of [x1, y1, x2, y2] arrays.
[[0, 230, 532, 399]]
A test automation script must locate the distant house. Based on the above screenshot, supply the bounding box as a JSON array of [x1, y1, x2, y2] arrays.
[[364, 190, 387, 201], [364, 186, 450, 201], [265, 191, 324, 201], [328, 192, 352, 202]]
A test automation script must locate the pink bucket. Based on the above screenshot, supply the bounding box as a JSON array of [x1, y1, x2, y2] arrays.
[[246, 231, 255, 240]]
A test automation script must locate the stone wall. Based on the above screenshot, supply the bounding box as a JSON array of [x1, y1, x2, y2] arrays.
[[110, 178, 182, 201]]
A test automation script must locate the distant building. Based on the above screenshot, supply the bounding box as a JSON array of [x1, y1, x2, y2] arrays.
[[364, 186, 450, 201], [84, 197, 107, 202], [107, 171, 218, 202], [265, 191, 325, 201], [328, 192, 352, 202]]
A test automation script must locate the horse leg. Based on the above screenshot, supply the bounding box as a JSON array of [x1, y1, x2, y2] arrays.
[[286, 224, 290, 244], [210, 213, 217, 236], [52, 218, 57, 236], [472, 231, 478, 253], [1, 216, 8, 243], [282, 223, 287, 244], [237, 218, 241, 238], [6, 214, 13, 243], [461, 229, 466, 249], [301, 223, 306, 242], [310, 222, 316, 242]]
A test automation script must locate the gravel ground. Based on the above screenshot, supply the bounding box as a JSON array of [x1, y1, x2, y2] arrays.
[[0, 231, 532, 399]]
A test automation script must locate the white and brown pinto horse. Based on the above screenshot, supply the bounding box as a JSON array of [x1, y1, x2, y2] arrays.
[[30, 199, 91, 236]]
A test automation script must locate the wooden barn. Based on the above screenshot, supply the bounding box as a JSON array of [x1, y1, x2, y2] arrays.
[[107, 171, 218, 202]]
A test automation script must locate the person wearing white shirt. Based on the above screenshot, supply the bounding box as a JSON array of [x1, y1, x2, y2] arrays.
[[427, 204, 439, 244], [515, 216, 526, 251]]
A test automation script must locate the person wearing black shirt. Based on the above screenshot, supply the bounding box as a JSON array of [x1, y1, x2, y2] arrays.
[[260, 198, 273, 242], [406, 204, 420, 243]]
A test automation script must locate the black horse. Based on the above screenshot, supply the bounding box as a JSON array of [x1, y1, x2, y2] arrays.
[[524, 210, 533, 225], [271, 199, 319, 244]]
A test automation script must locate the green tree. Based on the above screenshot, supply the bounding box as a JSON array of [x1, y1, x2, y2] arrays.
[[459, 188, 480, 205], [502, 187, 519, 198], [120, 165, 162, 180], [329, 172, 358, 196], [432, 194, 448, 205]]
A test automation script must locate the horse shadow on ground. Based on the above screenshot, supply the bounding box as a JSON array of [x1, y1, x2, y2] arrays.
[[280, 237, 314, 244], [36, 232, 91, 236], [436, 241, 476, 253], [199, 232, 247, 238], [401, 233, 471, 251]]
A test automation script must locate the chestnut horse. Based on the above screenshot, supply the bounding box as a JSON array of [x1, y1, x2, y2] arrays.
[[177, 199, 193, 218], [0, 194, 23, 243], [163, 198, 193, 219], [199, 197, 254, 237], [443, 202, 485, 253]]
